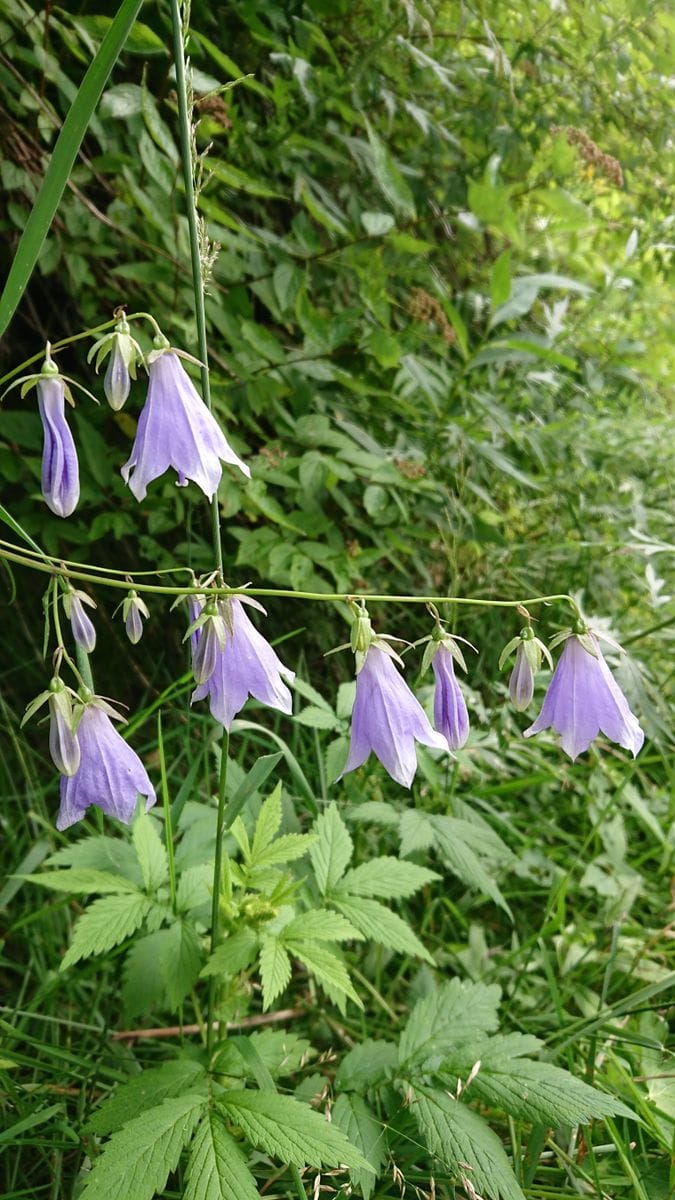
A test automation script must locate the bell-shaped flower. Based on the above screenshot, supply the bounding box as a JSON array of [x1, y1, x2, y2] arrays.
[[431, 643, 470, 750], [37, 374, 79, 517], [341, 643, 448, 788], [189, 601, 227, 684], [121, 590, 150, 645], [63, 589, 97, 653], [21, 676, 80, 777], [191, 596, 294, 730], [121, 347, 250, 501], [57, 698, 156, 831], [524, 628, 644, 760]]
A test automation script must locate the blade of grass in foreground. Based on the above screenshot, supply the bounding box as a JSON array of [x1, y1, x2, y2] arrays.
[[0, 0, 145, 339]]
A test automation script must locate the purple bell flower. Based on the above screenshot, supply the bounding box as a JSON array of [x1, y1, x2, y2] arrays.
[[56, 702, 156, 831], [341, 645, 448, 788], [191, 597, 294, 729], [64, 590, 97, 654], [37, 375, 79, 517], [104, 336, 131, 411], [122, 591, 150, 645], [48, 686, 80, 777], [509, 642, 535, 711], [524, 633, 644, 760], [432, 644, 470, 750], [121, 350, 250, 501]]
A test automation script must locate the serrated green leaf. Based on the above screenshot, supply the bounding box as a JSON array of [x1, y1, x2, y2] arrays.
[[291, 940, 362, 1009], [176, 864, 212, 914], [295, 705, 341, 730], [409, 1086, 525, 1200], [335, 1039, 399, 1092], [46, 835, 142, 884], [398, 809, 435, 855], [219, 1090, 372, 1171], [185, 1111, 259, 1200], [339, 858, 439, 900], [398, 980, 501, 1071], [259, 935, 292, 1009], [310, 803, 353, 895], [201, 930, 259, 980], [160, 920, 202, 1009], [21, 869, 140, 894], [252, 833, 316, 869], [86, 1062, 208, 1135], [250, 782, 283, 860], [215, 1030, 312, 1080], [80, 1094, 206, 1200], [429, 817, 511, 914], [122, 930, 169, 1019], [334, 897, 434, 964], [332, 1093, 386, 1200], [281, 909, 364, 943], [60, 893, 155, 970], [132, 813, 168, 893]]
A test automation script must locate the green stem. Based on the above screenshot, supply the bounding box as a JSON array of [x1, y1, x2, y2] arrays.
[[0, 543, 582, 616], [158, 712, 178, 913], [0, 312, 163, 389], [170, 0, 224, 579], [206, 728, 230, 1059]]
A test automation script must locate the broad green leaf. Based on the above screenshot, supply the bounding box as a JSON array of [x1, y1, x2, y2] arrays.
[[310, 803, 353, 895], [334, 897, 434, 964], [291, 940, 362, 1009], [252, 833, 316, 869], [132, 813, 168, 892], [122, 931, 170, 1019], [398, 980, 501, 1071], [219, 1090, 372, 1170], [80, 1094, 207, 1200], [364, 120, 416, 219], [409, 1087, 525, 1200], [60, 894, 156, 970], [282, 909, 363, 943], [259, 935, 292, 1009], [201, 931, 259, 980], [334, 1039, 399, 1092], [295, 705, 341, 731], [86, 1062, 208, 1135], [250, 783, 283, 860], [46, 835, 142, 885], [338, 858, 439, 900], [0, 0, 145, 337], [160, 920, 202, 1009], [332, 1093, 386, 1200], [185, 1111, 259, 1200], [21, 869, 139, 895]]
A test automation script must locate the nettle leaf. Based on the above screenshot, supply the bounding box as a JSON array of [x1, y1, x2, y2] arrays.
[[441, 1040, 635, 1126], [21, 869, 140, 894], [250, 783, 283, 860], [290, 940, 362, 1010], [132, 813, 168, 892], [201, 930, 259, 980], [251, 833, 316, 869], [335, 1039, 399, 1092], [185, 1111, 259, 1200], [176, 864, 212, 914], [409, 1086, 525, 1200], [122, 930, 168, 1018], [60, 894, 156, 970], [220, 1090, 372, 1171], [281, 909, 364, 943], [259, 935, 292, 1009], [86, 1061, 208, 1135], [310, 802, 353, 895], [160, 920, 202, 1009], [46, 835, 142, 884], [398, 980, 501, 1071], [334, 897, 434, 964], [332, 1093, 387, 1200], [80, 1093, 207, 1200], [338, 858, 439, 899]]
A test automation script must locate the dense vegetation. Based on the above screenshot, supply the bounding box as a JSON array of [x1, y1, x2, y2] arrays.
[[0, 2, 673, 1199]]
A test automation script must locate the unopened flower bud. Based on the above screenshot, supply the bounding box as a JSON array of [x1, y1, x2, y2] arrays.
[[63, 589, 97, 653], [88, 318, 143, 411], [48, 681, 80, 776], [509, 642, 535, 711], [122, 590, 149, 644], [190, 602, 227, 684]]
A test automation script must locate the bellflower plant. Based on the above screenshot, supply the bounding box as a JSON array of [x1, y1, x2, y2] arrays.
[[340, 606, 448, 788], [415, 613, 475, 750], [63, 589, 97, 654], [499, 625, 553, 711], [88, 316, 143, 411], [191, 595, 294, 729], [37, 370, 80, 518], [524, 623, 645, 760], [21, 676, 80, 777], [121, 342, 250, 501], [189, 600, 228, 685], [57, 697, 156, 831], [121, 590, 150, 645]]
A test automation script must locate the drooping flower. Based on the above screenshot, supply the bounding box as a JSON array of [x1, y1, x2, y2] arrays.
[[63, 589, 97, 653], [37, 375, 79, 517], [56, 699, 156, 831], [189, 601, 228, 685], [499, 626, 553, 712], [21, 676, 80, 776], [524, 629, 644, 760], [341, 644, 448, 788], [431, 643, 470, 750], [88, 316, 143, 411], [121, 348, 250, 501], [191, 596, 294, 729], [122, 590, 150, 645]]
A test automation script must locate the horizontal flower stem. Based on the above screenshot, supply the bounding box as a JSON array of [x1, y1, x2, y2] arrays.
[[0, 543, 579, 614], [0, 312, 160, 388]]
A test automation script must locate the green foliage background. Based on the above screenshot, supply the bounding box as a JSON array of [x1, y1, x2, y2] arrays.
[[0, 1, 673, 1198]]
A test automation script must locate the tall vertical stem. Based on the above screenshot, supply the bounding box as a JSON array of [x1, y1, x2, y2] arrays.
[[169, 0, 224, 578], [207, 728, 230, 1057]]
